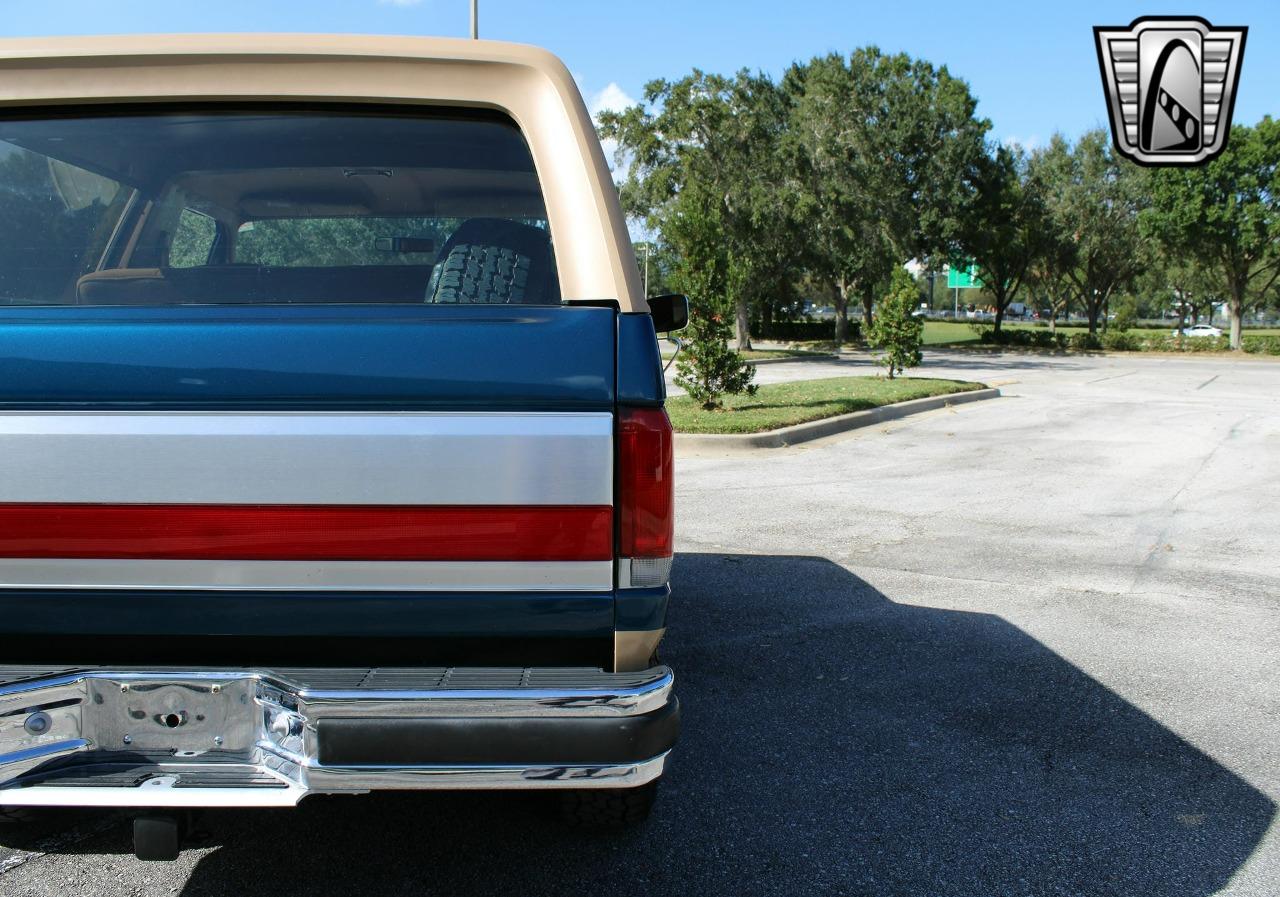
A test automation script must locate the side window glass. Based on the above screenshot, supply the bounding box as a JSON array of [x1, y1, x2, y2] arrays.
[[169, 209, 217, 268]]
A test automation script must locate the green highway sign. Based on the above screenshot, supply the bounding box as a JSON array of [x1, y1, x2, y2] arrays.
[[947, 262, 982, 289]]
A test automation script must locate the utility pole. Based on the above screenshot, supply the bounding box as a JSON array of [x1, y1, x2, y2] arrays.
[[470, 0, 478, 39], [636, 243, 651, 297]]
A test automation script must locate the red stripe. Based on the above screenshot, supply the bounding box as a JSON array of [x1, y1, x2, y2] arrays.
[[0, 504, 613, 562]]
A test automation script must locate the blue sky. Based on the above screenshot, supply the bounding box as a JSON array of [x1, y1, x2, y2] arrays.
[[0, 1, 1275, 148]]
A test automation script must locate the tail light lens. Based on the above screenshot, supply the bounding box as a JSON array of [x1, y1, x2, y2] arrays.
[[618, 406, 674, 560]]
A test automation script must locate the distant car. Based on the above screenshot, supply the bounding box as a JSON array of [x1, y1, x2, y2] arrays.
[[1174, 323, 1223, 338]]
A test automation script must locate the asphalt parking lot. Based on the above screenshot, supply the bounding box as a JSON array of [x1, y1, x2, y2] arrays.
[[2, 349, 1277, 896]]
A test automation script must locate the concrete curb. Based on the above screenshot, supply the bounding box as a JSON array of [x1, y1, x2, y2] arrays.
[[675, 387, 1001, 451]]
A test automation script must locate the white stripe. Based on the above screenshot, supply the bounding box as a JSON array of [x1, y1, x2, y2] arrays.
[[0, 558, 613, 591], [0, 412, 612, 506]]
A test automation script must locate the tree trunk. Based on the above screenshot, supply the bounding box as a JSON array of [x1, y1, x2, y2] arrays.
[[1228, 281, 1245, 350], [1175, 289, 1187, 345], [862, 291, 874, 330], [993, 291, 1007, 334], [1086, 297, 1102, 336], [834, 277, 850, 346], [735, 293, 752, 352]]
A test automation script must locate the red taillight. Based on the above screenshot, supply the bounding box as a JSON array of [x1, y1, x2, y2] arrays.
[[618, 406, 674, 559]]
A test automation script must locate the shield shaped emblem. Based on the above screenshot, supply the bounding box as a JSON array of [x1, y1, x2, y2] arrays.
[[1094, 17, 1247, 166]]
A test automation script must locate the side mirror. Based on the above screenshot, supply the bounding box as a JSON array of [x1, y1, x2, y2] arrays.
[[648, 294, 689, 333]]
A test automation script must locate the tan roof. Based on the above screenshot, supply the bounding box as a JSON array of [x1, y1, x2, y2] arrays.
[[0, 34, 643, 310]]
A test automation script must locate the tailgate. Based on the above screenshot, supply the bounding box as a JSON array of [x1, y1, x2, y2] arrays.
[[0, 304, 620, 667]]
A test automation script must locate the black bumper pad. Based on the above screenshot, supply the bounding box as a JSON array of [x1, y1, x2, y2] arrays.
[[317, 698, 680, 766]]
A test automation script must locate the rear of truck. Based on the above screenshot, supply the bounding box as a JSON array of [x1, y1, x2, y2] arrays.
[[0, 35, 679, 849]]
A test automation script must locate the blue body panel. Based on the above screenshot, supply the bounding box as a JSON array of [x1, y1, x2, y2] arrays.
[[615, 585, 671, 632], [0, 590, 614, 639], [0, 304, 616, 410], [0, 590, 615, 667], [616, 313, 667, 406]]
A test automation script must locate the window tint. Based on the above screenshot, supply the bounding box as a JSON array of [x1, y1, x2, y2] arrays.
[[170, 209, 217, 268], [0, 145, 128, 304], [235, 217, 456, 267], [0, 109, 557, 306]]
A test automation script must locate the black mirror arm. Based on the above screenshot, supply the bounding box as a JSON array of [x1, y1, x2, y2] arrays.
[[663, 336, 683, 373]]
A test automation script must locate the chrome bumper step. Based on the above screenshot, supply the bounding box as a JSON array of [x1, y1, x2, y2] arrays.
[[0, 666, 677, 808]]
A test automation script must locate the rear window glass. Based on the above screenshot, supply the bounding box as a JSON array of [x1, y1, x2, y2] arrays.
[[0, 108, 559, 306], [234, 217, 456, 267]]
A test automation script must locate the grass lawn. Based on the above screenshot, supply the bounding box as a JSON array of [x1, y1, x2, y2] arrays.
[[923, 321, 1280, 347], [922, 321, 981, 345], [668, 376, 984, 434]]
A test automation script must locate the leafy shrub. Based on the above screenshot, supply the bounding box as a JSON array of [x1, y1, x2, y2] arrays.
[[750, 320, 859, 342], [1178, 335, 1230, 352], [1101, 330, 1139, 351], [674, 304, 757, 410], [1111, 296, 1138, 333], [866, 270, 923, 378], [1068, 332, 1102, 351], [979, 328, 1067, 349], [1243, 335, 1280, 355]]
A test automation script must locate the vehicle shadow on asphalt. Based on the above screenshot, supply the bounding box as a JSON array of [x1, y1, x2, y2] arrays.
[[9, 553, 1271, 896]]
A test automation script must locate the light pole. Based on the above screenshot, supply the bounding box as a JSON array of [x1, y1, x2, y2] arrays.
[[636, 243, 652, 297], [470, 0, 478, 39]]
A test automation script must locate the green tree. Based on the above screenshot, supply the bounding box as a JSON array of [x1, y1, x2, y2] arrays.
[[1031, 131, 1148, 336], [674, 298, 757, 410], [1144, 118, 1280, 349], [599, 69, 798, 352], [1136, 254, 1222, 335], [1110, 294, 1138, 332], [783, 49, 988, 341], [867, 268, 924, 378], [960, 145, 1047, 334]]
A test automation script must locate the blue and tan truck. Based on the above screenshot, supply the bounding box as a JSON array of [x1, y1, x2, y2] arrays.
[[0, 34, 684, 859]]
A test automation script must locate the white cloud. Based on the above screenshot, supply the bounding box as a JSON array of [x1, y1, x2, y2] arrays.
[[1002, 134, 1042, 152], [583, 82, 637, 183], [588, 82, 636, 119]]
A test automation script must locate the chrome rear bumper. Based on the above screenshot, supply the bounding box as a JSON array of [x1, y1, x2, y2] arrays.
[[0, 666, 677, 808]]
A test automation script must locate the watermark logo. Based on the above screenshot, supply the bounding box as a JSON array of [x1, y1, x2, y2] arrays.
[[1094, 16, 1247, 166]]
